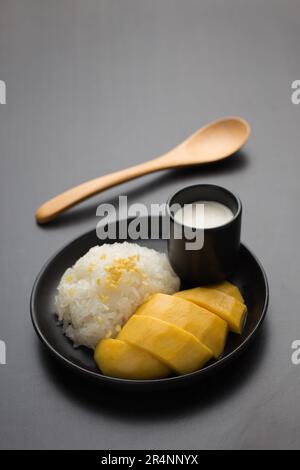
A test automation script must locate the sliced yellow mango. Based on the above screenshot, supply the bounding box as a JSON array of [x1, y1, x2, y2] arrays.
[[136, 293, 227, 358], [118, 315, 213, 374], [95, 338, 170, 380], [175, 287, 247, 334], [211, 281, 244, 303]]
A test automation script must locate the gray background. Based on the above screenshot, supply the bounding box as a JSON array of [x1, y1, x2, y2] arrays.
[[0, 0, 299, 450]]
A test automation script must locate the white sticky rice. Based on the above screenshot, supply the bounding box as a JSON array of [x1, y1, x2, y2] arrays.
[[54, 242, 180, 349]]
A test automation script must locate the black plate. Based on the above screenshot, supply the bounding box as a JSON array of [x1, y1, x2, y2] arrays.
[[30, 218, 269, 390]]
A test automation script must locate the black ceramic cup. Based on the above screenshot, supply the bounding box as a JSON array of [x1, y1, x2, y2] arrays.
[[167, 184, 242, 285]]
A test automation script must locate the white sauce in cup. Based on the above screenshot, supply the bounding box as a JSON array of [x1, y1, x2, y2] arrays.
[[174, 201, 234, 229]]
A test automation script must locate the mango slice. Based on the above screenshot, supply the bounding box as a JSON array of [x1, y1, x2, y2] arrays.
[[95, 339, 170, 380], [118, 315, 213, 374], [211, 281, 244, 303], [136, 293, 227, 358], [175, 287, 247, 334]]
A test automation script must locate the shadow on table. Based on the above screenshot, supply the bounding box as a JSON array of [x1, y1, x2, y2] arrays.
[[36, 316, 269, 423], [37, 150, 249, 229]]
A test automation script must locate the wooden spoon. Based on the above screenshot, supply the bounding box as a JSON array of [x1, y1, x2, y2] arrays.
[[36, 116, 250, 223]]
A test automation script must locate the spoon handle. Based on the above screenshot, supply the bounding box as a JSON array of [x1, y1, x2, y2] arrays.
[[35, 156, 172, 224]]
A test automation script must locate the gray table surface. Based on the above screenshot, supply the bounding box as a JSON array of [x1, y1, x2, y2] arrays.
[[1, 0, 300, 450]]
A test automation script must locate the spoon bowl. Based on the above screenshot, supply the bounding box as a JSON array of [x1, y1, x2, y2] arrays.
[[36, 116, 250, 224], [184, 117, 250, 163]]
